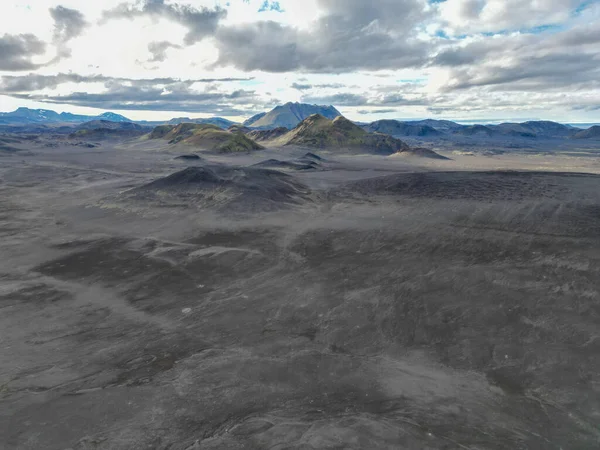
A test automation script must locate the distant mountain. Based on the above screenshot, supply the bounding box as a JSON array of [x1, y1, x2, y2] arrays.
[[95, 112, 131, 123], [75, 120, 144, 131], [493, 123, 537, 137], [244, 102, 341, 129], [164, 117, 237, 129], [452, 125, 496, 137], [403, 119, 463, 132], [247, 127, 289, 142], [69, 120, 147, 140], [505, 121, 574, 138], [148, 123, 263, 153], [364, 120, 442, 137], [243, 112, 267, 127], [450, 121, 573, 139], [258, 114, 444, 157], [0, 107, 132, 125], [572, 125, 600, 139]]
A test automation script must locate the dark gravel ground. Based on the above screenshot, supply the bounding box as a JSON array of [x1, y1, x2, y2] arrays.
[[1, 141, 600, 449]]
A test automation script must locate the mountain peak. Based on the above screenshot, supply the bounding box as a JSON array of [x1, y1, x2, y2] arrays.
[[243, 103, 341, 129]]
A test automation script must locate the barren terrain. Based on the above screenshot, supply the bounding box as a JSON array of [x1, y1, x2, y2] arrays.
[[1, 136, 600, 449]]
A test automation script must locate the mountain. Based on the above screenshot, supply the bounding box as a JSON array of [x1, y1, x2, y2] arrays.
[[75, 120, 144, 131], [403, 119, 463, 132], [260, 114, 424, 156], [243, 112, 267, 127], [148, 123, 263, 153], [164, 117, 237, 129], [518, 121, 575, 138], [491, 121, 573, 138], [247, 127, 289, 142], [69, 120, 147, 140], [492, 123, 537, 137], [244, 102, 341, 129], [0, 107, 132, 125], [572, 125, 600, 139], [228, 125, 252, 134], [95, 112, 131, 123], [364, 120, 442, 137], [452, 125, 496, 137], [0, 107, 61, 123]]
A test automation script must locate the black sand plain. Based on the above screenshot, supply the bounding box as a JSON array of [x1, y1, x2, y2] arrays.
[[1, 136, 600, 449]]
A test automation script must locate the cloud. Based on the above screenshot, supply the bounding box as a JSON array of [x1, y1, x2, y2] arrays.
[[49, 6, 88, 59], [0, 73, 255, 93], [437, 0, 582, 35], [434, 20, 600, 92], [213, 0, 433, 72], [301, 91, 427, 107], [291, 82, 312, 90], [102, 0, 226, 45], [301, 93, 369, 106], [50, 6, 88, 43], [0, 34, 47, 71], [1, 73, 269, 114], [357, 108, 397, 115], [147, 41, 182, 62]]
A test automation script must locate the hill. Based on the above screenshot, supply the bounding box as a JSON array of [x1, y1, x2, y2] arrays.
[[572, 126, 600, 139], [452, 125, 496, 137], [69, 120, 147, 140], [247, 127, 289, 142], [75, 120, 143, 131], [365, 120, 442, 137], [519, 121, 575, 138], [148, 123, 263, 153], [228, 125, 252, 134], [244, 102, 341, 129], [261, 114, 432, 156], [128, 165, 310, 212], [403, 119, 463, 132]]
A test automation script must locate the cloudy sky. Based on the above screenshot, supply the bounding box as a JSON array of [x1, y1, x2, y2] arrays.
[[1, 0, 599, 122]]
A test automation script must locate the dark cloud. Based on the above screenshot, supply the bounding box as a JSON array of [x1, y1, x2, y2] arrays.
[[49, 6, 88, 59], [50, 6, 88, 43], [10, 91, 253, 116], [441, 45, 600, 91], [102, 0, 226, 45], [147, 41, 182, 62], [432, 48, 479, 67], [357, 108, 397, 115], [0, 73, 255, 93], [431, 20, 600, 95], [291, 82, 312, 90], [302, 93, 369, 106], [375, 94, 427, 106], [315, 83, 346, 89], [2, 73, 266, 114], [0, 34, 47, 71], [213, 0, 432, 72]]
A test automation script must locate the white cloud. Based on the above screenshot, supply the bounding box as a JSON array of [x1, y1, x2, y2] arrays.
[[0, 0, 599, 123]]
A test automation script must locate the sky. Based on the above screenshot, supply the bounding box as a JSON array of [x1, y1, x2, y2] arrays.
[[0, 0, 599, 123]]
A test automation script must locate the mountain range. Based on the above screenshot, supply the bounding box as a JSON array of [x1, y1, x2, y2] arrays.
[[235, 114, 446, 158], [3, 105, 600, 141], [0, 107, 131, 124]]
